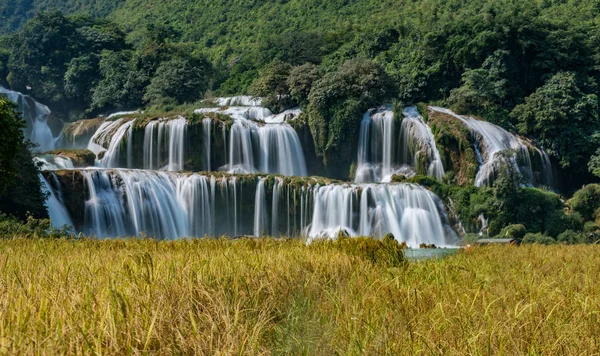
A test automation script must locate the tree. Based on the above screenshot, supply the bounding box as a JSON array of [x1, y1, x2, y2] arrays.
[[448, 50, 512, 114], [287, 63, 321, 108], [144, 57, 209, 106], [91, 50, 147, 111], [248, 60, 293, 112], [0, 97, 47, 220], [64, 54, 100, 103], [307, 58, 396, 173], [589, 149, 600, 178], [511, 72, 600, 171]]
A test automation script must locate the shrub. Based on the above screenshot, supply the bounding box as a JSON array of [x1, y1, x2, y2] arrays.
[[522, 233, 555, 245], [557, 230, 586, 245], [0, 214, 73, 239], [570, 184, 600, 221], [584, 221, 599, 233], [497, 224, 526, 239]]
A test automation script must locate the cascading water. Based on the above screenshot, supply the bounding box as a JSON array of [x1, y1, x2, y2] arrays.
[[34, 155, 75, 171], [355, 105, 445, 183], [39, 173, 73, 228], [44, 169, 458, 247], [429, 106, 553, 187], [0, 86, 58, 151], [400, 107, 445, 180]]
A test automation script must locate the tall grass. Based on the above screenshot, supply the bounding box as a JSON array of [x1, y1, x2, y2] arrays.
[[0, 238, 598, 354]]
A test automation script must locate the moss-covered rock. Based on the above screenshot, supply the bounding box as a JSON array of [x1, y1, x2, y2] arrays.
[[44, 149, 96, 167], [61, 118, 105, 148], [427, 108, 479, 185]]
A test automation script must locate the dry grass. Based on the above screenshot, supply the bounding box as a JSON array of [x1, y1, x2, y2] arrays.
[[0, 238, 598, 354]]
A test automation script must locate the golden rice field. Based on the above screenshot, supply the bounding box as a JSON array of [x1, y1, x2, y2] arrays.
[[0, 238, 598, 355]]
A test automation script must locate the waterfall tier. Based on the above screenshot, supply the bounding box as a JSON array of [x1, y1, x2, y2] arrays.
[[79, 112, 307, 176], [0, 86, 59, 151], [44, 169, 459, 247], [355, 106, 445, 183], [429, 107, 554, 188]]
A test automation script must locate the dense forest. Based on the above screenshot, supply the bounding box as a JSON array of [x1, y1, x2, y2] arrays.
[[2, 0, 600, 243]]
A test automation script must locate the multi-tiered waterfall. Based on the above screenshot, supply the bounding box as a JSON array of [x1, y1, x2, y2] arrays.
[[6, 86, 557, 245], [355, 106, 445, 183]]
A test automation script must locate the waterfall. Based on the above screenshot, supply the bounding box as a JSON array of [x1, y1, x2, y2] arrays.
[[254, 178, 267, 236], [211, 96, 263, 107], [39, 173, 73, 228], [355, 105, 445, 183], [429, 106, 553, 187], [400, 107, 445, 180], [258, 124, 308, 176], [83, 109, 306, 176], [100, 120, 134, 168], [196, 107, 307, 175], [0, 86, 58, 151], [34, 155, 75, 171], [44, 169, 458, 247]]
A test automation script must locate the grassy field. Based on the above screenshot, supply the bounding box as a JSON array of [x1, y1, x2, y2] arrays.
[[0, 238, 598, 354]]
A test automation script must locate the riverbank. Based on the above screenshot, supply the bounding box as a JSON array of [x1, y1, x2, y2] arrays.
[[0, 238, 597, 354]]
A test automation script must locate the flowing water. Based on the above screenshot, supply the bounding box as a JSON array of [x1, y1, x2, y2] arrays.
[[0, 86, 59, 151], [355, 106, 445, 183], [46, 169, 458, 247], [429, 106, 554, 187]]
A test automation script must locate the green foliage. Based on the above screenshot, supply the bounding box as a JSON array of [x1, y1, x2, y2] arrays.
[[569, 184, 600, 222], [557, 230, 587, 245], [249, 60, 293, 113], [522, 233, 555, 245], [6, 12, 128, 112], [287, 63, 321, 108], [91, 50, 146, 111], [0, 0, 122, 35], [588, 149, 600, 178], [307, 58, 396, 169], [584, 221, 599, 233], [0, 214, 73, 239], [497, 224, 526, 240], [0, 98, 47, 220], [447, 50, 513, 125], [144, 57, 209, 106], [511, 72, 600, 171]]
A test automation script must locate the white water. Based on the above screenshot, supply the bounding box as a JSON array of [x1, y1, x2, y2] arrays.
[[429, 106, 553, 187], [40, 173, 73, 228], [0, 86, 58, 151], [34, 155, 75, 171], [46, 169, 458, 247], [355, 105, 445, 183], [210, 96, 263, 107]]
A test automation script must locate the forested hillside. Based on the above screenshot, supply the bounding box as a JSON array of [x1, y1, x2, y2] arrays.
[[0, 0, 123, 34], [1, 0, 600, 190]]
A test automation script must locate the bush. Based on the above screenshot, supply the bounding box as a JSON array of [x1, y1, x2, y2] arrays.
[[0, 214, 73, 239], [584, 221, 598, 233], [570, 184, 600, 222], [522, 233, 556, 245], [497, 224, 526, 239], [556, 230, 586, 245]]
